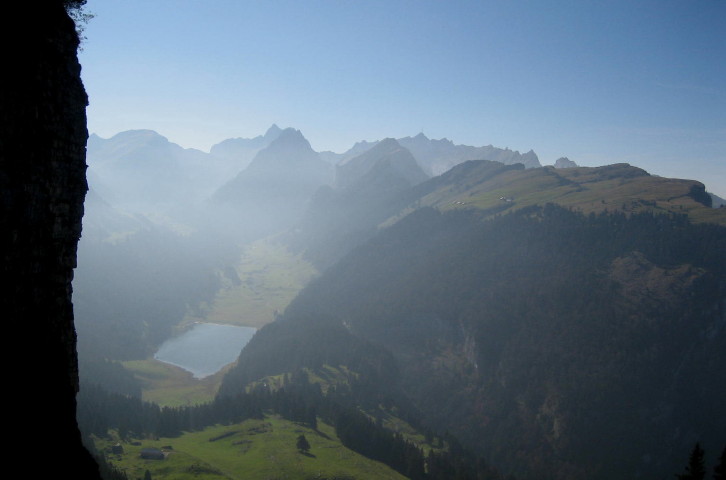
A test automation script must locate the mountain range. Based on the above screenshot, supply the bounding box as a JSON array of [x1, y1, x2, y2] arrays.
[[220, 159, 726, 479], [77, 124, 726, 480], [322, 132, 542, 175], [86, 125, 725, 223], [85, 126, 547, 217], [209, 123, 283, 171]]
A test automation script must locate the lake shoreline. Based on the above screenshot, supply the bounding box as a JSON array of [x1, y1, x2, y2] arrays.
[[153, 322, 257, 379]]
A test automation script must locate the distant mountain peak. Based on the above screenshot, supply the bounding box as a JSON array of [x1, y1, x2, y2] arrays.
[[339, 137, 402, 166], [432, 137, 454, 146], [268, 128, 313, 151], [230, 127, 328, 181], [519, 150, 540, 168], [94, 129, 170, 149], [265, 124, 282, 138], [336, 137, 428, 189], [554, 157, 578, 169], [376, 137, 402, 149], [350, 140, 377, 152]]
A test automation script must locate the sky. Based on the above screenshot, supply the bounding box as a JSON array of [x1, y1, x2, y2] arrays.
[[78, 0, 726, 197]]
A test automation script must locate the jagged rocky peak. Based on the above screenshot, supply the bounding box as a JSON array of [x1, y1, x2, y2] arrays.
[[352, 139, 377, 151], [411, 132, 429, 143], [375, 136, 404, 150], [264, 123, 282, 138], [554, 157, 578, 169], [520, 149, 540, 168], [338, 137, 404, 169], [432, 137, 455, 147], [222, 126, 329, 183], [407, 132, 454, 147], [210, 124, 283, 158], [320, 139, 380, 165], [267, 127, 314, 152], [336, 137, 428, 189], [236, 127, 322, 175]]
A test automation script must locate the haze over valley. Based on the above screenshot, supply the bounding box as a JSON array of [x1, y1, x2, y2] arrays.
[[8, 2, 726, 479], [73, 122, 726, 480], [67, 1, 726, 479]]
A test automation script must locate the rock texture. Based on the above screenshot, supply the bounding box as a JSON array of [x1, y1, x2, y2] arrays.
[[554, 157, 577, 168], [1, 2, 99, 477]]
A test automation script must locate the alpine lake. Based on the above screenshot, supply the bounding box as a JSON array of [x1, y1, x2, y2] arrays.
[[153, 322, 256, 379]]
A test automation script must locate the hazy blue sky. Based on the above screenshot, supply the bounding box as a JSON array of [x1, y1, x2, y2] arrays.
[[79, 0, 725, 196]]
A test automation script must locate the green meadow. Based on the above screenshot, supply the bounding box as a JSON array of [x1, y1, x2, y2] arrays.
[[94, 415, 407, 480], [122, 358, 229, 406], [431, 165, 726, 225], [186, 238, 317, 329]]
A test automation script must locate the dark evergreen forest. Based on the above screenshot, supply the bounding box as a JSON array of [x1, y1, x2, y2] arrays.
[[220, 204, 726, 479], [78, 377, 507, 480]]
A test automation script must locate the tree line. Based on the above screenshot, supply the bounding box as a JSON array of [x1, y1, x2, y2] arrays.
[[676, 443, 726, 480], [78, 378, 507, 480]]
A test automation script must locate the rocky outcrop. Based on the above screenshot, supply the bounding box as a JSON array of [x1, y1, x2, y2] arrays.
[[554, 157, 577, 169], [1, 2, 99, 477]]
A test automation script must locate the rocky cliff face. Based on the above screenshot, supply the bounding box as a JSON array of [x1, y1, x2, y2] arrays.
[[1, 2, 99, 477]]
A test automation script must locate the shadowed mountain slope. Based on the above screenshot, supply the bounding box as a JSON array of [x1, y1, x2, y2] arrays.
[[223, 203, 726, 480], [209, 123, 283, 173], [211, 128, 333, 239], [336, 137, 429, 189], [87, 130, 217, 211], [287, 139, 429, 269], [289, 160, 726, 271], [222, 157, 726, 479]]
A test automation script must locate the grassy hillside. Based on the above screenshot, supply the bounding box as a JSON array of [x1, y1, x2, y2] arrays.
[[415, 162, 726, 225], [245, 204, 726, 480], [93, 415, 408, 480], [122, 359, 229, 407]]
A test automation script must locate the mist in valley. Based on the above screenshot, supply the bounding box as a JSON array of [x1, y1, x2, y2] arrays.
[[72, 2, 726, 479], [73, 122, 726, 480], [74, 125, 548, 368]]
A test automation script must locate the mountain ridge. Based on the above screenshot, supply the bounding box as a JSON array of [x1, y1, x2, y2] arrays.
[[77, 128, 726, 480], [336, 137, 430, 189]]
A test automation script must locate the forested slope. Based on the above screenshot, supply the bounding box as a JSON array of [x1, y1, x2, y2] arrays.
[[222, 204, 726, 480]]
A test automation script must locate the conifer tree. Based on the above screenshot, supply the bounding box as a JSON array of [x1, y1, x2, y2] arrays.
[[678, 443, 706, 480], [296, 434, 311, 454], [714, 447, 726, 480]]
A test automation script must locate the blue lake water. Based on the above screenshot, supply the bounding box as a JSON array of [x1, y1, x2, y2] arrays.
[[154, 323, 256, 378]]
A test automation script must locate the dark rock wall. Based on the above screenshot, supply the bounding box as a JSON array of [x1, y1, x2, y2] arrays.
[[1, 2, 100, 477]]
